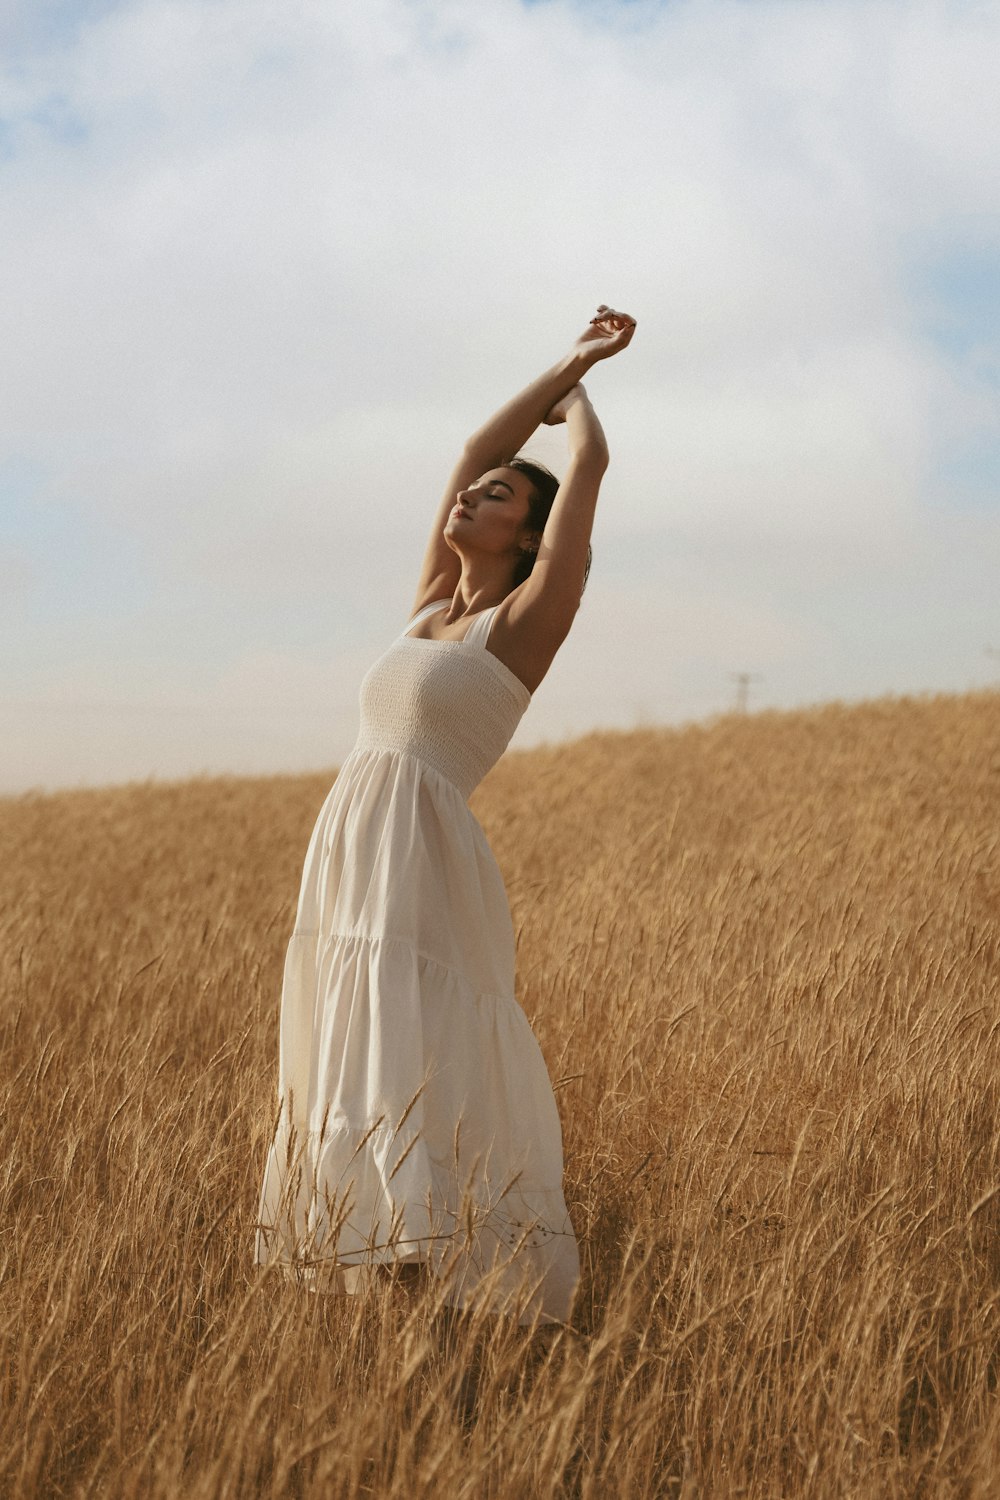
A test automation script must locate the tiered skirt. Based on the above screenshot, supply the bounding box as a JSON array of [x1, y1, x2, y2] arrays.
[[254, 747, 579, 1324]]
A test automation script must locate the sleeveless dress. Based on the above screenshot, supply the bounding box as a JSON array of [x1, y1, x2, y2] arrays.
[[254, 600, 579, 1324]]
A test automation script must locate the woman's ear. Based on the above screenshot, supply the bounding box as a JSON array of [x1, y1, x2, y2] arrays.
[[521, 531, 542, 555]]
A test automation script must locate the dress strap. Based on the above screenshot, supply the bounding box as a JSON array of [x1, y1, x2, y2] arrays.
[[462, 606, 500, 651], [401, 600, 448, 636]]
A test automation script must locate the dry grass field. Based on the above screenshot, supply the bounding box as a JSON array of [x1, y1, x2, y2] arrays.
[[2, 689, 999, 1498]]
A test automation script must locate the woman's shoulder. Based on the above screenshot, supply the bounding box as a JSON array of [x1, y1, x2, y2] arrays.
[[406, 597, 451, 628]]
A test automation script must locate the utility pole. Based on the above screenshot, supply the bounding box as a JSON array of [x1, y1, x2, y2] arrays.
[[730, 672, 763, 714]]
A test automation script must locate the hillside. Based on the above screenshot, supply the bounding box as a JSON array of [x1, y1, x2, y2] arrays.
[[1, 691, 999, 1498]]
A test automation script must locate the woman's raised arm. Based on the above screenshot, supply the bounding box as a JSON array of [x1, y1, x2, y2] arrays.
[[487, 308, 636, 692], [412, 308, 636, 614]]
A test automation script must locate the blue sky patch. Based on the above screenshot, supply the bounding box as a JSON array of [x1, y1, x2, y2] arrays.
[[931, 431, 1000, 515], [907, 239, 1000, 512], [1, 0, 125, 62], [1, 457, 151, 634], [910, 241, 1000, 374], [28, 92, 90, 147]]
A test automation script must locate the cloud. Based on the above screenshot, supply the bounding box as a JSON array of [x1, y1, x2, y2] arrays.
[[1, 0, 999, 788]]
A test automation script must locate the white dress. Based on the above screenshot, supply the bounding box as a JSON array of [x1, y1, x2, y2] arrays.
[[255, 601, 579, 1323]]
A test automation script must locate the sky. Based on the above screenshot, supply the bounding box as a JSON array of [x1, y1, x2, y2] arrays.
[[2, 0, 999, 793]]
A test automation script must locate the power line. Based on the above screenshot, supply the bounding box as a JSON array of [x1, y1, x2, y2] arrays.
[[729, 672, 763, 714]]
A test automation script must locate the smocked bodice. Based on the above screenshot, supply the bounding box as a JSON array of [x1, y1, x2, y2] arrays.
[[353, 605, 531, 799]]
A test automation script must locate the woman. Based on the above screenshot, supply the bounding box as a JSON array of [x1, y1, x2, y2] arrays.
[[255, 306, 636, 1324]]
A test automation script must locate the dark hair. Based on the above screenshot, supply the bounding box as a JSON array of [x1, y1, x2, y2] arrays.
[[505, 457, 593, 593]]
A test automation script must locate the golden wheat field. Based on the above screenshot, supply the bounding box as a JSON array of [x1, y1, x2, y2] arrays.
[[2, 689, 1000, 1498]]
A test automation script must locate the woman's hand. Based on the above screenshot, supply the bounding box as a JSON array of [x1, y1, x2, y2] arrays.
[[544, 382, 608, 466], [572, 305, 637, 365], [543, 383, 587, 426]]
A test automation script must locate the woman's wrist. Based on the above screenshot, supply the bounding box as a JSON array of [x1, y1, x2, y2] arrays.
[[565, 391, 601, 430], [566, 396, 608, 462], [560, 349, 597, 383]]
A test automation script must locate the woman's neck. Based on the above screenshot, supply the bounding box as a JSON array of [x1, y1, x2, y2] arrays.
[[443, 557, 516, 622]]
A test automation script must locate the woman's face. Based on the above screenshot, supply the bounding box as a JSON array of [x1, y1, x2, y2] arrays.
[[443, 468, 538, 561]]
